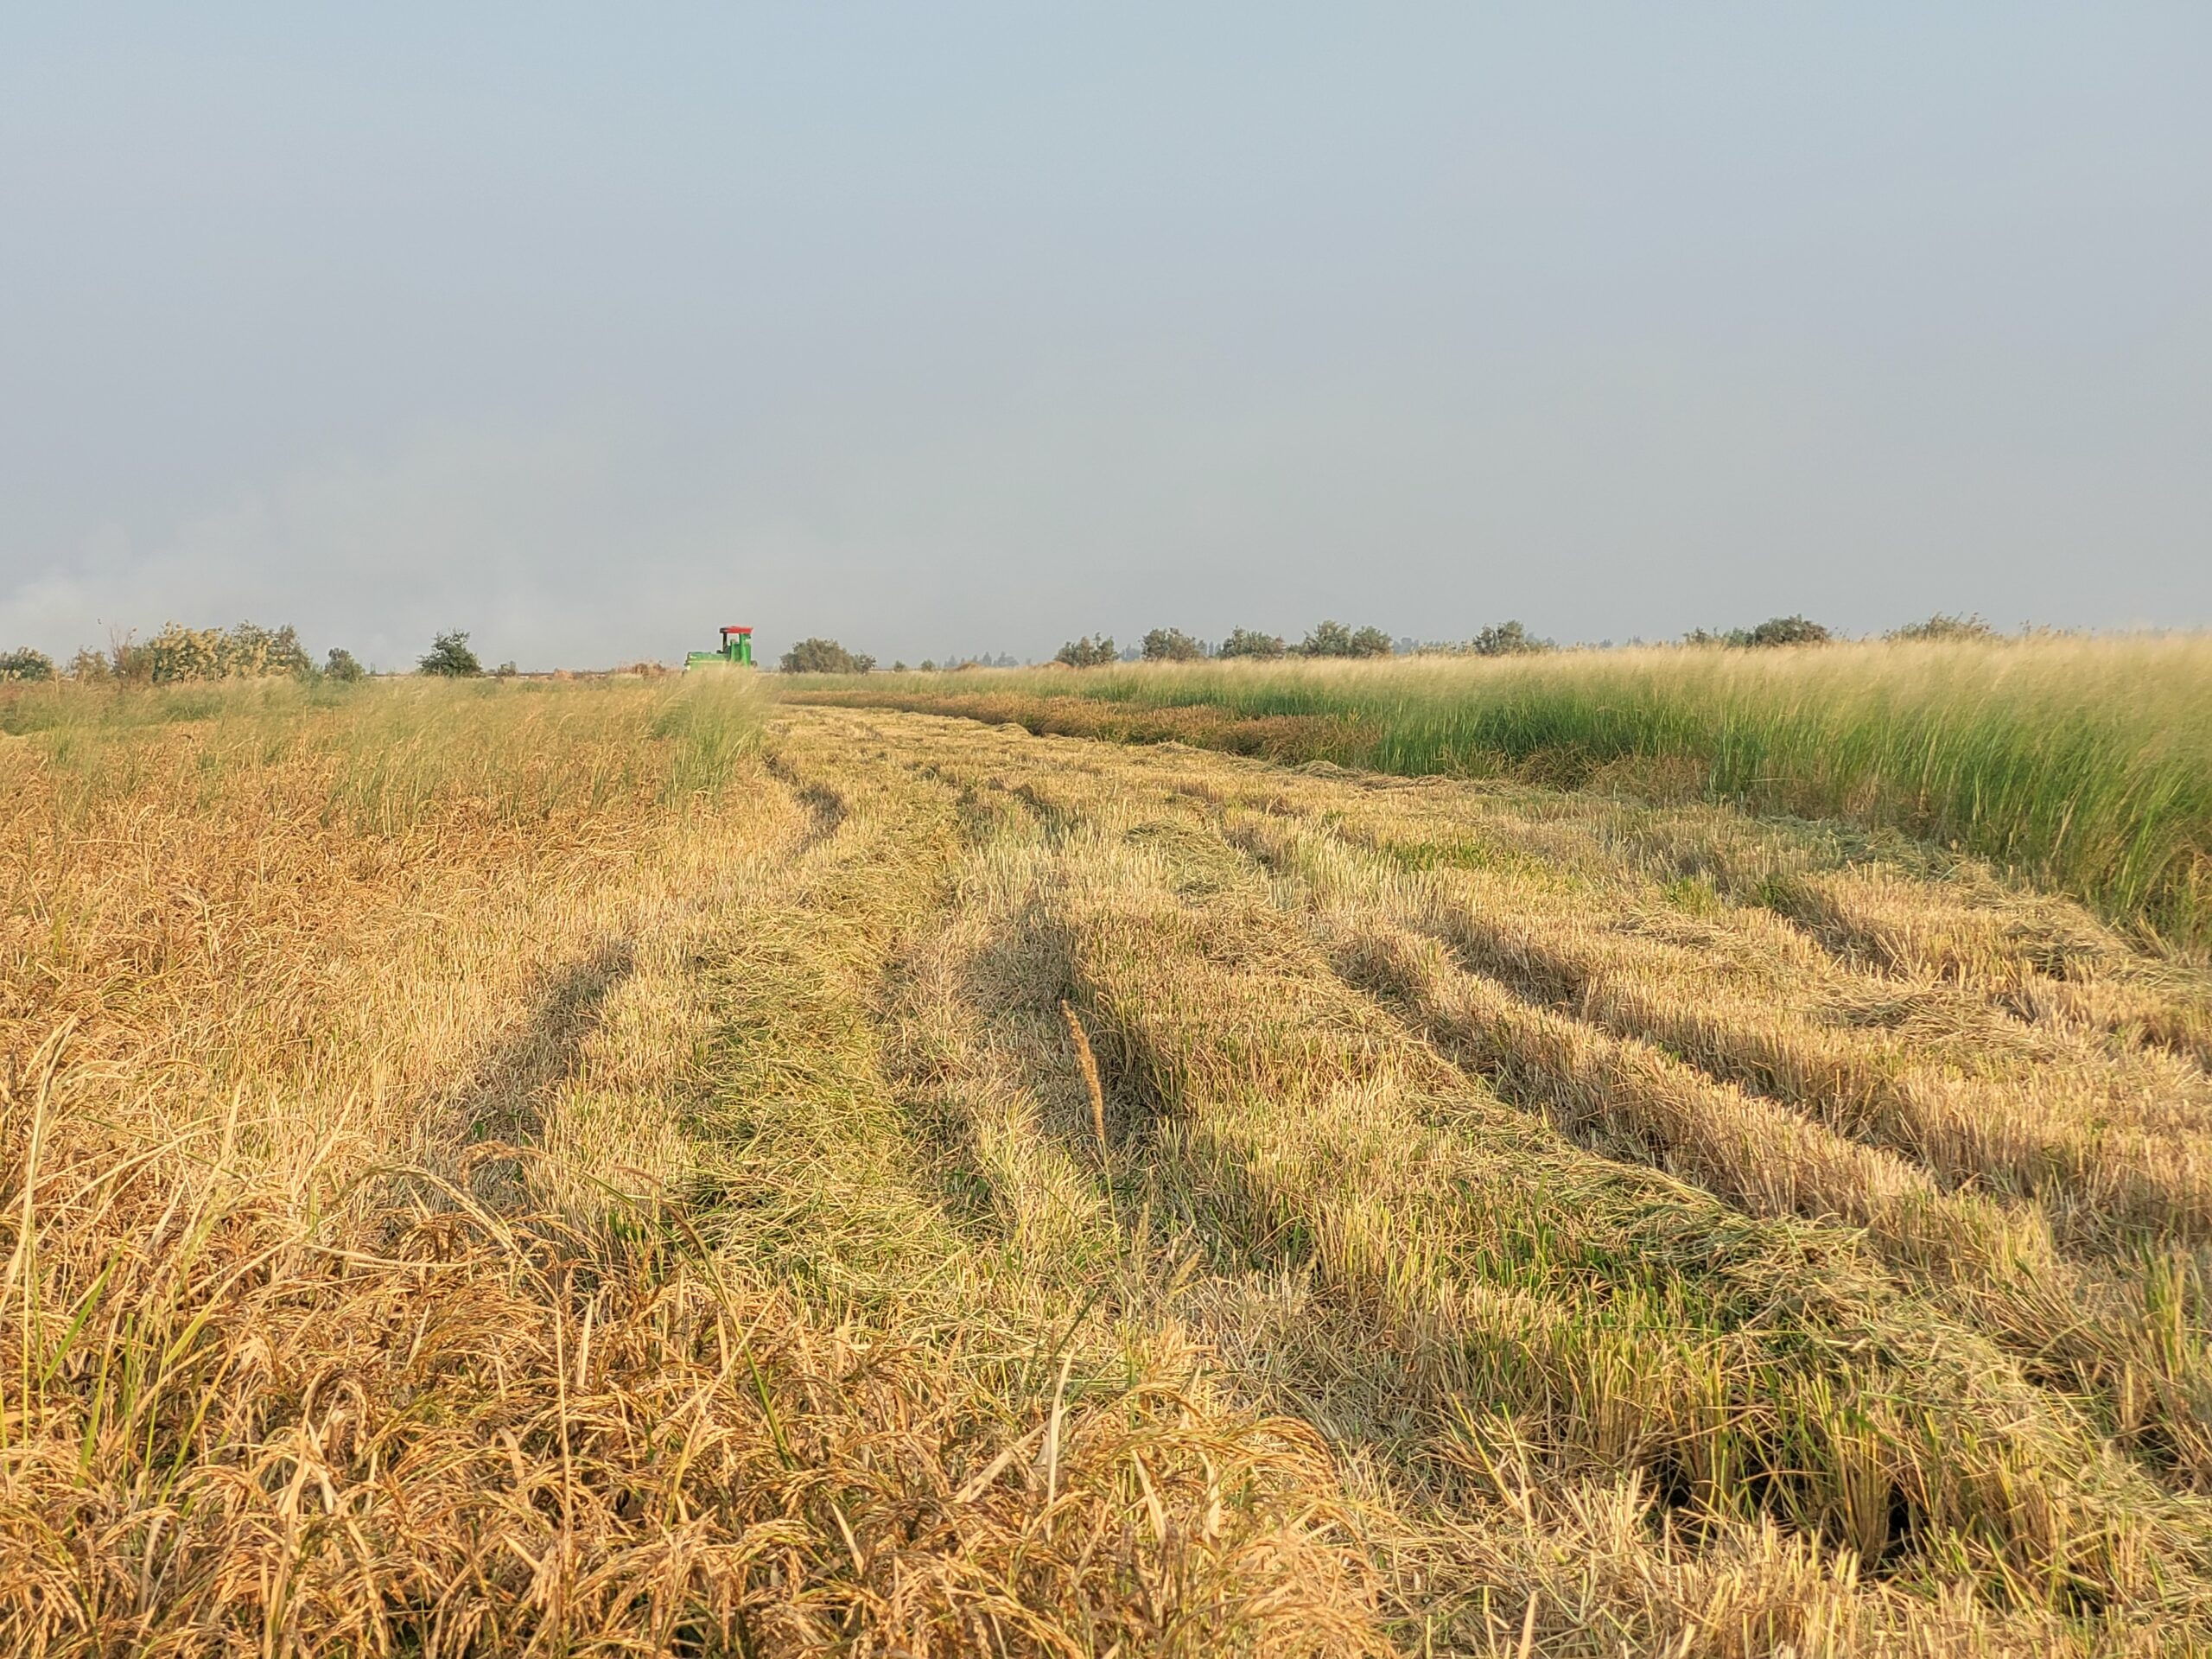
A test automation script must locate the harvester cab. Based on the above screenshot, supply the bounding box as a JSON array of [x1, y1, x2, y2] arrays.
[[685, 626, 753, 671]]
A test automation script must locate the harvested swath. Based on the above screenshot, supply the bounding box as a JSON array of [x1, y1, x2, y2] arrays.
[[849, 709, 2212, 1644], [842, 750, 2050, 1652], [1315, 906, 2212, 1491], [1220, 800, 2212, 1244], [791, 686, 1377, 766], [1047, 865, 2196, 1610], [1152, 761, 2212, 1491], [792, 633, 2212, 951], [19, 678, 2212, 1654], [1765, 864, 2212, 1074], [1160, 765, 2212, 1229]]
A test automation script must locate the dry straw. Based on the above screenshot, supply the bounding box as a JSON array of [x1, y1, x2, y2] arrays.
[[1062, 997, 1111, 1166], [9, 673, 2212, 1654]]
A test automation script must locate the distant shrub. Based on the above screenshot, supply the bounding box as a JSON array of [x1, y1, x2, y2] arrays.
[[0, 647, 54, 682], [919, 659, 938, 672], [1141, 627, 1205, 662], [1685, 616, 1834, 649], [1218, 627, 1286, 660], [108, 635, 154, 682], [324, 647, 367, 683], [1469, 620, 1555, 657], [1889, 613, 1999, 643], [780, 638, 875, 674], [1745, 615, 1833, 647], [1296, 620, 1353, 658], [108, 621, 315, 683], [419, 631, 484, 677], [1055, 635, 1117, 668], [67, 647, 111, 683], [1296, 620, 1393, 659]]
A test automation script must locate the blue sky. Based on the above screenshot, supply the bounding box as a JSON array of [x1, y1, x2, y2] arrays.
[[3, 5, 2208, 668]]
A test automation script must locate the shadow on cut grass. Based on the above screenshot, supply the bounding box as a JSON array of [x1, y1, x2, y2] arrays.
[[434, 940, 639, 1206]]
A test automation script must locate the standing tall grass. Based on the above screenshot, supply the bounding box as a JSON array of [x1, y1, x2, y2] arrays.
[[2, 671, 766, 832], [813, 635, 2212, 952]]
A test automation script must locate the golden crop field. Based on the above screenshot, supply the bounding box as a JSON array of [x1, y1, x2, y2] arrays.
[[8, 674, 2212, 1655]]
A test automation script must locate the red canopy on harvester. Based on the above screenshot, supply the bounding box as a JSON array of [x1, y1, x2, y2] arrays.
[[720, 626, 752, 636]]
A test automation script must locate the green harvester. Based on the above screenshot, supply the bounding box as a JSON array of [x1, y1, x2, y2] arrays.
[[685, 626, 754, 671]]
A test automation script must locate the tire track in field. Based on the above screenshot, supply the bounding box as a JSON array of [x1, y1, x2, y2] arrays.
[[747, 706, 1396, 1650]]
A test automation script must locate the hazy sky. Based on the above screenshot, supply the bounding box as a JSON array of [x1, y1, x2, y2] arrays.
[[4, 6, 2209, 670]]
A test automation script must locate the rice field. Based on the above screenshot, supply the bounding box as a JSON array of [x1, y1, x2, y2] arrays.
[[798, 634, 2212, 956], [7, 671, 2212, 1654]]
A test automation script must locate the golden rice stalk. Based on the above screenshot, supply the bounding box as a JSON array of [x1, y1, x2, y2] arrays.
[[1062, 996, 1110, 1165]]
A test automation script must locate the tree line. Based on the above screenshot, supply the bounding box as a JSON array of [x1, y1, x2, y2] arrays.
[[0, 611, 2008, 687], [0, 624, 518, 685], [1052, 619, 1559, 666], [739, 613, 2005, 677], [1041, 613, 2000, 667], [0, 623, 370, 685]]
